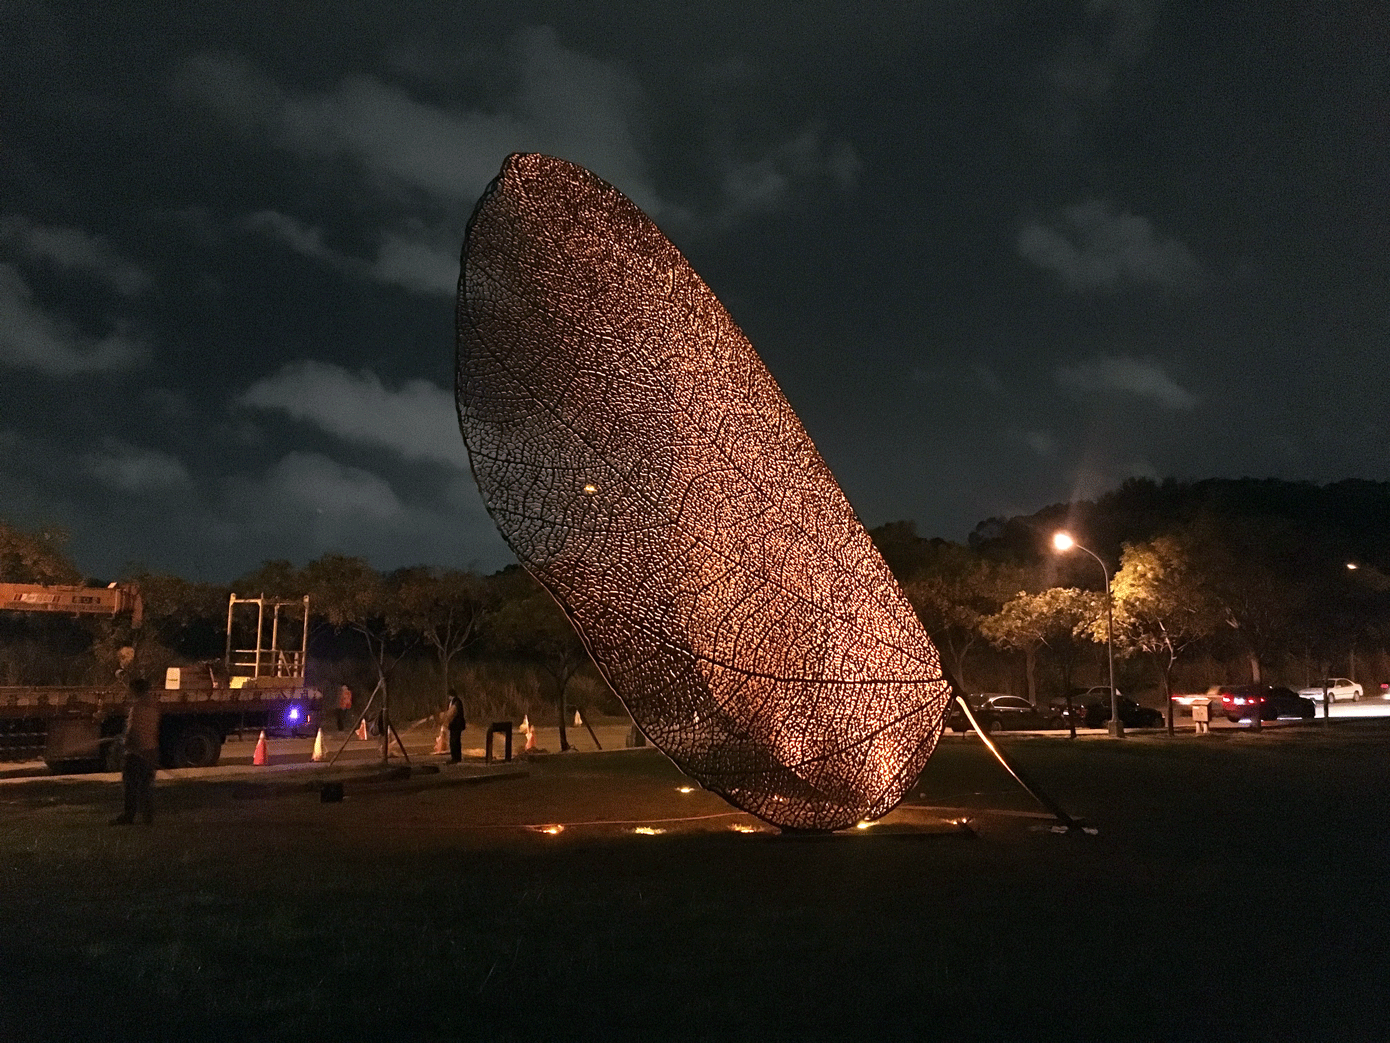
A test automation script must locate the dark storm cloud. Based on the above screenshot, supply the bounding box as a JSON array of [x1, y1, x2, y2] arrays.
[[1027, 0, 1160, 149], [176, 27, 860, 266], [0, 264, 149, 375], [710, 124, 863, 230], [0, 214, 153, 375], [81, 439, 192, 493], [174, 30, 662, 215], [1055, 357, 1196, 411], [215, 452, 508, 576], [0, 216, 151, 296], [246, 210, 459, 296], [239, 361, 468, 468], [1018, 200, 1201, 292], [2, 0, 1387, 578]]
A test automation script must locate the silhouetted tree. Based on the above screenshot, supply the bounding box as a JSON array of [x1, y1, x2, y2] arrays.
[[982, 587, 1099, 716], [304, 554, 418, 761], [109, 570, 230, 686], [0, 520, 82, 584], [232, 559, 305, 600], [1098, 535, 1223, 733], [392, 567, 488, 710], [486, 567, 588, 752], [1186, 517, 1304, 683], [902, 543, 1033, 688], [0, 522, 92, 684]]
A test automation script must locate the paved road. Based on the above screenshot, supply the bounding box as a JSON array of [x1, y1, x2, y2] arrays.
[[5, 703, 1387, 782], [1201, 695, 1390, 727], [1304, 696, 1390, 719], [0, 720, 641, 784]]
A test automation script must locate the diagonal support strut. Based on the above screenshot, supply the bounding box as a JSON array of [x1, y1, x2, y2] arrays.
[[953, 694, 1079, 829]]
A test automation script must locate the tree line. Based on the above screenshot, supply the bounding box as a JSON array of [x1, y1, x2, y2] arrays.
[[6, 476, 1390, 738], [0, 526, 599, 748], [874, 477, 1390, 731]]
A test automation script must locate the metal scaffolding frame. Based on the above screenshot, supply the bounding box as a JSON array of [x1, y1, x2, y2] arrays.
[[224, 594, 310, 680]]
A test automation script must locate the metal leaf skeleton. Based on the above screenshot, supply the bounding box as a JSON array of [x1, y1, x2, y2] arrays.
[[455, 153, 951, 831]]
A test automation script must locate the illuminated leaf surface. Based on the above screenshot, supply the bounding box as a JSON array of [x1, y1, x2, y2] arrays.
[[456, 153, 949, 830]]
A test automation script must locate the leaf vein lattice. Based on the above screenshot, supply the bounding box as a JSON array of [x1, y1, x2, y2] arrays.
[[456, 153, 949, 830]]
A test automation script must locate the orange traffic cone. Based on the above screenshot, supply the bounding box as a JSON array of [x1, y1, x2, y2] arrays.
[[253, 730, 268, 766], [520, 714, 530, 734], [432, 726, 447, 755], [574, 709, 582, 727], [524, 727, 536, 753], [356, 718, 368, 741], [311, 728, 324, 762]]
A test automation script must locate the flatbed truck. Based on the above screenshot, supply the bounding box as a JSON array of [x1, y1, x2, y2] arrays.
[[0, 679, 321, 770], [0, 585, 320, 770]]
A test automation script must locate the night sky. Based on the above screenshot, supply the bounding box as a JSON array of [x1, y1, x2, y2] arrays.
[[3, 2, 1386, 580]]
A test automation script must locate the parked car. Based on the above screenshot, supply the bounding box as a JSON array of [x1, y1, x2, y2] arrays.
[[1073, 685, 1120, 705], [948, 694, 1064, 734], [1099, 695, 1163, 729], [1047, 687, 1162, 728], [1296, 678, 1363, 702], [1048, 690, 1093, 727], [1219, 684, 1315, 722], [1048, 686, 1113, 728]]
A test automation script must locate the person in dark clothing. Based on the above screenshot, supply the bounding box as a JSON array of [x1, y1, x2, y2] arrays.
[[111, 677, 160, 825], [335, 684, 353, 731], [444, 688, 467, 763]]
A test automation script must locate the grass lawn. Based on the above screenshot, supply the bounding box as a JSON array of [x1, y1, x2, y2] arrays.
[[2, 722, 1387, 1042]]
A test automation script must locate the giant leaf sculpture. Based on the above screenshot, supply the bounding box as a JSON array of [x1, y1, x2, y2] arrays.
[[456, 153, 950, 830]]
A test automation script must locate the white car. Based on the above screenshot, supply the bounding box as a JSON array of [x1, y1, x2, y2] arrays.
[[1296, 678, 1363, 702]]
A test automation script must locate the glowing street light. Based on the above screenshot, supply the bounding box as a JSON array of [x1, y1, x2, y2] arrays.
[[1053, 531, 1123, 738]]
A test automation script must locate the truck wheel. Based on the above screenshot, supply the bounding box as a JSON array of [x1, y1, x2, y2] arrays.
[[170, 724, 222, 768]]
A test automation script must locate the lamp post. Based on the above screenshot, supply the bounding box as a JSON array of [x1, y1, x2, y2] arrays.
[[1345, 562, 1363, 689], [1053, 531, 1123, 738]]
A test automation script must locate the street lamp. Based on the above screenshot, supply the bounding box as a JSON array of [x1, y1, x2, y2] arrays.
[[1053, 531, 1123, 737]]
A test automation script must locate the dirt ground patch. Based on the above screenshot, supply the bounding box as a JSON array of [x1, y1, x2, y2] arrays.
[[2, 723, 1387, 1042]]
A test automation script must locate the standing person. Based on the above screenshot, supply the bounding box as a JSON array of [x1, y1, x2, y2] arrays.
[[336, 684, 353, 731], [111, 677, 160, 825], [444, 687, 467, 764]]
